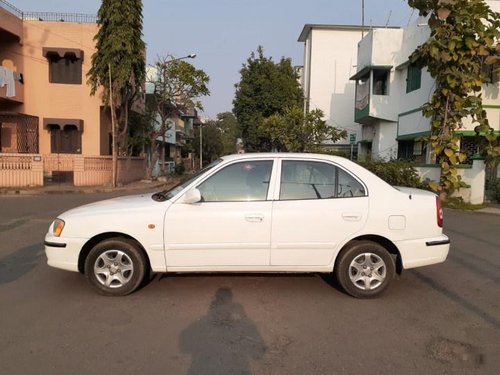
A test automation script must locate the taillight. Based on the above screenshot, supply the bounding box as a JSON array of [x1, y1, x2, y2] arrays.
[[436, 196, 443, 228]]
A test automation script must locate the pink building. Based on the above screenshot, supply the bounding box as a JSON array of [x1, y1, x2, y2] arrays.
[[0, 1, 144, 187]]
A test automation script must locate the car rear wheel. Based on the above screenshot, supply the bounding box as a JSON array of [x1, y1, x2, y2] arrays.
[[335, 240, 395, 298], [84, 238, 147, 296]]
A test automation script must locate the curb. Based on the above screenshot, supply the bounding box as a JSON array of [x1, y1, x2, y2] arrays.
[[0, 181, 170, 196], [444, 206, 500, 215], [475, 207, 500, 215]]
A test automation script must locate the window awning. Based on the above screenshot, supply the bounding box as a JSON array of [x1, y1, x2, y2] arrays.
[[350, 65, 393, 80], [42, 47, 83, 60], [396, 131, 429, 141], [43, 118, 84, 132], [181, 107, 197, 118], [396, 60, 410, 70]]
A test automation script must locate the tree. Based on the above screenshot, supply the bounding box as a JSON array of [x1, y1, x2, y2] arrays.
[[408, 0, 500, 199], [128, 109, 154, 156], [191, 112, 240, 167], [215, 112, 241, 155], [233, 46, 303, 151], [146, 55, 210, 178], [193, 120, 223, 166], [261, 106, 347, 152], [87, 0, 146, 185]]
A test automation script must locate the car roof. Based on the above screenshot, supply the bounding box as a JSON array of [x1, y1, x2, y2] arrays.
[[220, 152, 343, 162]]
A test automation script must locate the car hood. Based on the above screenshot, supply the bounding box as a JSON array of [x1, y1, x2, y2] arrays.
[[59, 193, 165, 219]]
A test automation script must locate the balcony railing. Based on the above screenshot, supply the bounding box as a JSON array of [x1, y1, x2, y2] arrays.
[[23, 12, 97, 23], [0, 0, 97, 23], [0, 0, 22, 18]]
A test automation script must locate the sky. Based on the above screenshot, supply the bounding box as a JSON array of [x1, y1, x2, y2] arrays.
[[12, 0, 417, 118]]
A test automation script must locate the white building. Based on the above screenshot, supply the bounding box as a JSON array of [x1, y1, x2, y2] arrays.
[[351, 2, 500, 163], [299, 1, 499, 164], [298, 25, 393, 156], [350, 24, 428, 161]]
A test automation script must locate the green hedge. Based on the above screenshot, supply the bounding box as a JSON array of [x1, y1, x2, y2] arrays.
[[358, 160, 428, 189]]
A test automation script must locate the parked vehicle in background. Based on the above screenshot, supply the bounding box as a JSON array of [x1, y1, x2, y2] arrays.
[[45, 153, 449, 298]]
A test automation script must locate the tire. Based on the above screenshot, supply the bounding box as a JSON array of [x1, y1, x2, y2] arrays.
[[335, 240, 395, 298], [84, 238, 147, 296]]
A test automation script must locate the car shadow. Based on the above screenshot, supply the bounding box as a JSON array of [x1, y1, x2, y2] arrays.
[[317, 272, 345, 293], [179, 287, 266, 374], [153, 272, 347, 295]]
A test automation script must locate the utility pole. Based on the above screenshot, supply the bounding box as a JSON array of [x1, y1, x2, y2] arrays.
[[108, 64, 117, 187], [361, 0, 365, 38]]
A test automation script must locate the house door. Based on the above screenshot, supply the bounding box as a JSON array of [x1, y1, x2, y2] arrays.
[[46, 124, 81, 184]]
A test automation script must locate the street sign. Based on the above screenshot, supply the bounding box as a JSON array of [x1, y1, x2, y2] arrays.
[[349, 133, 356, 145]]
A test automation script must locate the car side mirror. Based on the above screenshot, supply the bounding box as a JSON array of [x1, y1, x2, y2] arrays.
[[180, 188, 202, 204]]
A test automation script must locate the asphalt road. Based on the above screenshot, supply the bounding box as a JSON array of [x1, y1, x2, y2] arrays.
[[1, 193, 499, 374]]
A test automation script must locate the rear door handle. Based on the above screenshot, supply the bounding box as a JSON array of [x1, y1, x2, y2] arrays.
[[342, 212, 362, 221], [245, 214, 264, 223]]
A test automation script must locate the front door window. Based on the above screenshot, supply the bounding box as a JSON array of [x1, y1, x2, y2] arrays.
[[197, 160, 273, 202]]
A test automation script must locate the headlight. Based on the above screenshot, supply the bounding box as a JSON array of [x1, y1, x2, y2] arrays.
[[52, 219, 65, 237]]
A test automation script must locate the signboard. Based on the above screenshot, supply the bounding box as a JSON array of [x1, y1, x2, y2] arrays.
[[349, 133, 357, 145]]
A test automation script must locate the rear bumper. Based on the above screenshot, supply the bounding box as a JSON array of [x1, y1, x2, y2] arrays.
[[395, 234, 450, 269]]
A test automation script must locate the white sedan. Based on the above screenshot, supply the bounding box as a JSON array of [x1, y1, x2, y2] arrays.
[[45, 153, 449, 298]]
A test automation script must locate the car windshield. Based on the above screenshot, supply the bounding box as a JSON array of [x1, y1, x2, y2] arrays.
[[152, 159, 223, 202]]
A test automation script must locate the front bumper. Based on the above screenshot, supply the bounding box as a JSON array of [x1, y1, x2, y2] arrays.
[[44, 233, 88, 272], [395, 234, 450, 269]]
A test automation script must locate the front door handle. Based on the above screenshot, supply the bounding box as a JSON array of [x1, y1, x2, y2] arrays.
[[245, 214, 264, 223]]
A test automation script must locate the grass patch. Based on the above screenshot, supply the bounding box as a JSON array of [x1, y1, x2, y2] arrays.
[[443, 197, 486, 211]]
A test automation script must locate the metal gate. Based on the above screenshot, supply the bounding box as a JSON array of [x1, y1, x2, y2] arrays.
[[43, 154, 74, 184], [0, 113, 39, 153]]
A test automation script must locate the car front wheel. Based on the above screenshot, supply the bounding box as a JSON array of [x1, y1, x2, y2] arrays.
[[335, 240, 395, 298], [84, 238, 147, 296]]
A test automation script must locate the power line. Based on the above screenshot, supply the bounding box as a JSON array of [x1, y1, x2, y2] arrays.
[[407, 8, 416, 27], [385, 10, 392, 27]]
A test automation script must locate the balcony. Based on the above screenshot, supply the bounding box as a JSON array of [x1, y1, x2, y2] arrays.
[[351, 65, 396, 124], [175, 127, 186, 146], [351, 27, 406, 125]]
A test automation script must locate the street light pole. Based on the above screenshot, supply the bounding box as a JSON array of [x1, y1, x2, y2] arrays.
[[156, 53, 197, 175], [163, 53, 196, 66], [199, 122, 203, 169]]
